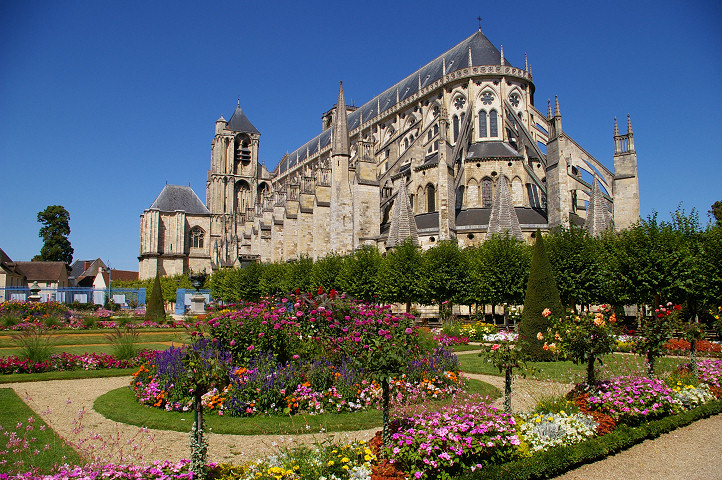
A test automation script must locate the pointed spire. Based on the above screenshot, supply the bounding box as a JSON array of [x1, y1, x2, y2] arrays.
[[487, 176, 523, 240], [585, 178, 611, 237], [500, 45, 505, 65], [528, 64, 532, 76], [627, 114, 633, 135], [547, 99, 552, 119], [554, 96, 561, 117], [524, 53, 529, 72], [614, 117, 619, 136], [332, 82, 350, 157], [386, 179, 419, 248]]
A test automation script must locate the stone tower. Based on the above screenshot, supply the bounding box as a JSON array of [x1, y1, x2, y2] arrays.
[[612, 115, 640, 230]]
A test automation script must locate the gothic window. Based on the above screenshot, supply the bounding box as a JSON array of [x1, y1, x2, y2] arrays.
[[453, 115, 459, 143], [433, 124, 439, 136], [454, 96, 466, 110], [190, 227, 204, 248], [235, 180, 251, 212], [481, 92, 494, 105], [433, 105, 440, 117], [509, 93, 520, 107], [404, 137, 409, 150], [489, 110, 498, 137], [427, 130, 432, 142], [426, 183, 436, 212], [481, 177, 493, 208], [478, 110, 487, 138], [234, 135, 252, 173]]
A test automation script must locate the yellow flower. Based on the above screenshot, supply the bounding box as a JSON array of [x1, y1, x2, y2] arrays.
[[327, 460, 335, 466], [342, 457, 350, 463]]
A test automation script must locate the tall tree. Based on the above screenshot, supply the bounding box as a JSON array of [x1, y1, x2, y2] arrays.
[[519, 230, 563, 360], [377, 238, 423, 312], [710, 200, 722, 226], [34, 205, 73, 264], [337, 245, 382, 302], [419, 240, 468, 318]]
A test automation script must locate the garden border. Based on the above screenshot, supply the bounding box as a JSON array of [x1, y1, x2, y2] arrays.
[[458, 399, 722, 479]]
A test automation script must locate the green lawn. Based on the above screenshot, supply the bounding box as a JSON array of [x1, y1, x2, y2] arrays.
[[458, 353, 689, 383], [0, 330, 190, 348], [0, 388, 84, 474], [95, 378, 499, 435]]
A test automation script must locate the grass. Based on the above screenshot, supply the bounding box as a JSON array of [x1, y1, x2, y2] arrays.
[[0, 388, 84, 474], [94, 378, 499, 435], [0, 368, 132, 384], [0, 343, 178, 358], [451, 344, 483, 353], [0, 330, 190, 348], [458, 353, 689, 383]]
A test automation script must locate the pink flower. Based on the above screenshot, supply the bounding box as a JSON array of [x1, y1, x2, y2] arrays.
[[292, 355, 300, 360], [258, 332, 265, 338], [229, 339, 236, 346], [247, 345, 255, 351], [405, 327, 413, 334], [542, 308, 552, 317], [491, 344, 500, 351]]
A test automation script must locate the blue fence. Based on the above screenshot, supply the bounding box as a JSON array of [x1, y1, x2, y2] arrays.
[[175, 289, 212, 315], [0, 287, 146, 308]]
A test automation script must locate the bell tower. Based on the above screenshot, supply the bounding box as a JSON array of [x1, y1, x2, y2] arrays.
[[612, 115, 640, 230]]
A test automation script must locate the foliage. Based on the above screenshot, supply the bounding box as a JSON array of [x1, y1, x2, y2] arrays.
[[33, 205, 73, 264], [633, 303, 682, 377], [10, 325, 56, 363], [145, 272, 165, 321], [710, 200, 722, 226], [519, 230, 563, 361], [337, 245, 382, 302], [377, 238, 422, 311], [105, 325, 140, 360], [543, 305, 620, 384], [419, 239, 468, 311], [310, 253, 344, 293], [545, 226, 611, 310]]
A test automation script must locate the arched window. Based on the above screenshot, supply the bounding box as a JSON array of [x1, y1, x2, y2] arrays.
[[452, 115, 459, 143], [478, 110, 488, 138], [481, 177, 493, 208], [489, 110, 498, 137], [190, 227, 204, 248], [426, 183, 436, 212], [234, 135, 252, 173], [235, 180, 251, 212]]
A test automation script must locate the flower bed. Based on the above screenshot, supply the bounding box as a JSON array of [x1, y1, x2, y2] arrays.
[[664, 338, 722, 355], [585, 376, 681, 425], [517, 411, 597, 452], [0, 351, 159, 374], [697, 359, 722, 388]]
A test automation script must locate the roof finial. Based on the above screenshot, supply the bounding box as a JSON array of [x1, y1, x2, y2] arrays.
[[500, 44, 504, 65], [547, 99, 552, 119], [524, 53, 529, 72], [627, 114, 633, 135], [554, 96, 561, 116], [614, 117, 619, 136], [477, 16, 482, 31]]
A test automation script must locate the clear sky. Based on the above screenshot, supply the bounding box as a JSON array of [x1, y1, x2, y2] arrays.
[[1, 0, 721, 271]]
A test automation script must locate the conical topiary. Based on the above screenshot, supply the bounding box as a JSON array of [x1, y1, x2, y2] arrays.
[[145, 271, 165, 321], [519, 229, 564, 360]]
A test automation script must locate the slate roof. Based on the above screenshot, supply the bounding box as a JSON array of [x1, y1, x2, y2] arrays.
[[466, 141, 522, 159], [457, 207, 547, 227], [148, 185, 210, 214], [277, 30, 514, 175], [487, 176, 523, 239], [14, 262, 67, 282], [0, 248, 23, 277], [386, 180, 419, 248], [227, 103, 260, 134]]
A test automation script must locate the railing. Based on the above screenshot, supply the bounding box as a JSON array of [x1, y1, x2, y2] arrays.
[[0, 287, 146, 308]]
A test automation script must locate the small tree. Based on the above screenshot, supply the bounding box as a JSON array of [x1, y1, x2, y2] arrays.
[[377, 238, 422, 313], [633, 303, 682, 377], [544, 305, 619, 385], [480, 340, 528, 413], [145, 272, 165, 321], [34, 205, 73, 265], [519, 230, 563, 360]]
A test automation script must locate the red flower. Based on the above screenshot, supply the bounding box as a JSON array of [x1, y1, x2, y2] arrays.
[[318, 286, 324, 295], [674, 305, 682, 311]]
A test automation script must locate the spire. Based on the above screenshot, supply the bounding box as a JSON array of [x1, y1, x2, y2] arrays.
[[614, 117, 619, 136], [227, 103, 260, 134], [332, 82, 350, 157], [524, 53, 529, 72], [627, 114, 633, 135], [487, 176, 523, 240], [386, 179, 419, 248], [585, 178, 611, 237], [554, 96, 561, 117], [547, 99, 552, 119], [500, 45, 505, 65]]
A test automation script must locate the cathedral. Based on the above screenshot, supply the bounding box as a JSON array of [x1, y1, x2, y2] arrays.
[[138, 29, 639, 279]]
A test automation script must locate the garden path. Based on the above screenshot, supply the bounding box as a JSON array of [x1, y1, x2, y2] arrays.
[[6, 376, 379, 465]]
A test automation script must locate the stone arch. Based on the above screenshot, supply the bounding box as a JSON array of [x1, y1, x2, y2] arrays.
[[234, 134, 252, 173], [467, 178, 479, 207], [481, 177, 493, 208], [511, 176, 524, 206], [235, 180, 251, 213], [189, 225, 205, 249], [426, 183, 436, 212]]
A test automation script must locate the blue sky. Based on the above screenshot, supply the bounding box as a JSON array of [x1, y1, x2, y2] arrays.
[[1, 0, 721, 270]]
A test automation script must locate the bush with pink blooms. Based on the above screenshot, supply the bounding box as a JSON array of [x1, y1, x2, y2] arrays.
[[585, 376, 682, 425], [697, 359, 722, 388], [0, 351, 159, 374]]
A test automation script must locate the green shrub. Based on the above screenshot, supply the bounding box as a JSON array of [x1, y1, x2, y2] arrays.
[[145, 272, 165, 321], [519, 230, 563, 361]]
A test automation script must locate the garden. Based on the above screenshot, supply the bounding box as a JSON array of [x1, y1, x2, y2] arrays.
[[1, 217, 722, 479]]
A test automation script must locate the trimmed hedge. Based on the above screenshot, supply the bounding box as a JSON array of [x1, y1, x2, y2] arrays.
[[459, 399, 722, 480]]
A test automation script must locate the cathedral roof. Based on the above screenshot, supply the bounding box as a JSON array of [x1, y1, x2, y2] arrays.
[[466, 141, 522, 159], [148, 185, 210, 215], [276, 30, 515, 175], [227, 103, 260, 134]]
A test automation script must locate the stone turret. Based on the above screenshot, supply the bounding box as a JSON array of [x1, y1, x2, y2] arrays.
[[487, 175, 523, 240], [585, 178, 611, 236], [386, 179, 419, 248], [329, 82, 354, 254], [612, 114, 640, 230]]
